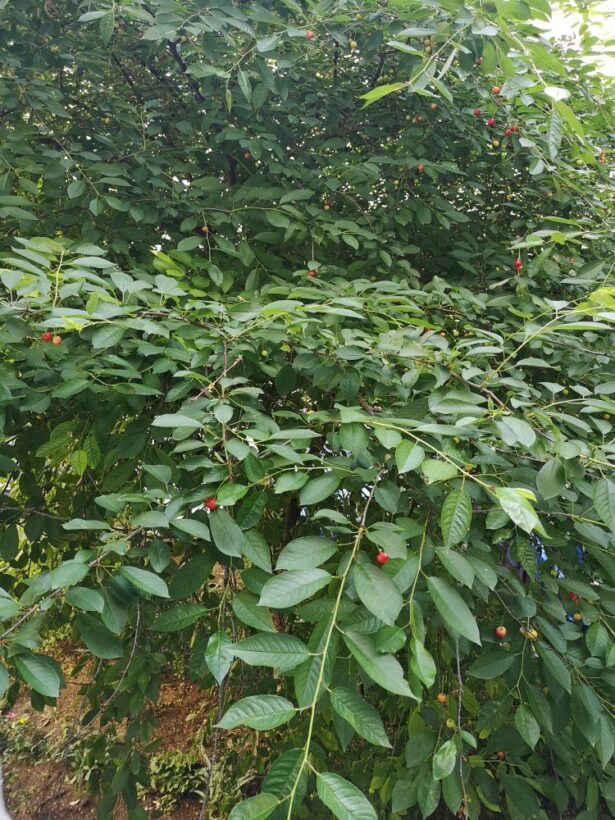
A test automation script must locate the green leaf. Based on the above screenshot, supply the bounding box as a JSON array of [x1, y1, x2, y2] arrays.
[[495, 488, 545, 535], [99, 10, 115, 45], [353, 562, 403, 626], [299, 474, 341, 505], [374, 427, 402, 449], [515, 704, 540, 750], [409, 639, 437, 688], [435, 548, 475, 588], [150, 603, 207, 632], [330, 687, 391, 748], [259, 569, 331, 609], [168, 554, 214, 599], [395, 440, 425, 473], [339, 423, 369, 454], [210, 509, 246, 557], [468, 651, 515, 679], [232, 591, 276, 633], [426, 576, 481, 645], [68, 449, 88, 476], [262, 749, 307, 801], [229, 794, 278, 820], [76, 615, 124, 659], [0, 664, 8, 698], [91, 325, 124, 349], [432, 739, 457, 781], [49, 559, 89, 589], [232, 634, 309, 669], [343, 628, 413, 698], [422, 460, 458, 483], [597, 714, 615, 768], [63, 519, 111, 531], [132, 511, 169, 528], [594, 479, 615, 533], [65, 587, 105, 612], [537, 644, 571, 692], [276, 536, 337, 570], [361, 82, 407, 105], [547, 108, 563, 161], [172, 517, 210, 541], [119, 567, 169, 598], [316, 771, 377, 820], [274, 471, 309, 494], [205, 632, 234, 684], [143, 463, 173, 485], [0, 596, 20, 620], [375, 625, 406, 654], [294, 613, 338, 707], [243, 530, 272, 574], [151, 414, 203, 429], [440, 489, 472, 547], [217, 695, 296, 730], [14, 652, 61, 698], [536, 459, 565, 500]]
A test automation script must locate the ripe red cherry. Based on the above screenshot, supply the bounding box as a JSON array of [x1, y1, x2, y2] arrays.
[[504, 127, 513, 137], [307, 271, 317, 278], [513, 259, 523, 271], [568, 592, 580, 603], [306, 30, 315, 40], [472, 108, 481, 117], [487, 117, 496, 126], [204, 497, 218, 511], [41, 332, 53, 342], [376, 552, 389, 565], [474, 58, 483, 67], [52, 335, 63, 345], [495, 625, 507, 639], [492, 86, 502, 95]]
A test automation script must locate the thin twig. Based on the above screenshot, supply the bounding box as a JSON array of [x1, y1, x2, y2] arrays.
[[198, 567, 231, 820], [455, 641, 469, 819]]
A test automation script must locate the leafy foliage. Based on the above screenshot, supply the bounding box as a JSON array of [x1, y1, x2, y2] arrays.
[[0, 1, 614, 819]]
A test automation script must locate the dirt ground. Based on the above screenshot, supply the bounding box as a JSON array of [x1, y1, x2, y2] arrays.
[[1, 644, 215, 819]]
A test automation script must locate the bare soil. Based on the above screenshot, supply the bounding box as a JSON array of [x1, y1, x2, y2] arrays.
[[2, 643, 213, 819]]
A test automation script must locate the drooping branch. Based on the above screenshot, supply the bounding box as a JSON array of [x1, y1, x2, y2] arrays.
[[167, 38, 206, 102]]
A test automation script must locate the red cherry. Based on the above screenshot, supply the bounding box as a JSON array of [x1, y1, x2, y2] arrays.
[[41, 332, 53, 342], [492, 86, 502, 95], [472, 108, 481, 117], [568, 592, 580, 603], [495, 625, 507, 639], [52, 335, 63, 345], [204, 497, 218, 511], [504, 127, 513, 137], [376, 552, 389, 565], [307, 271, 317, 278], [486, 117, 496, 127], [497, 751, 506, 760], [306, 30, 315, 40], [474, 58, 483, 67], [513, 259, 523, 271], [511, 124, 520, 132]]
